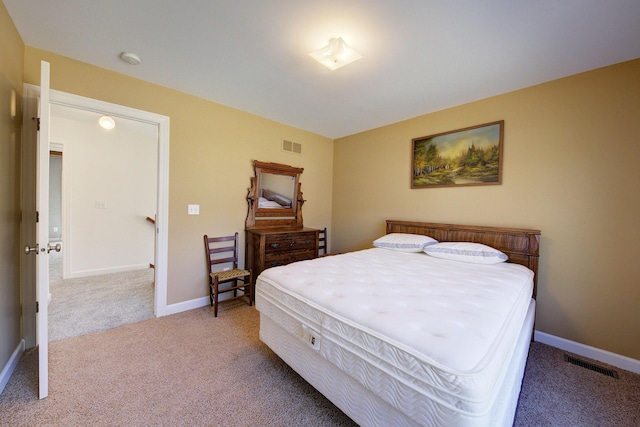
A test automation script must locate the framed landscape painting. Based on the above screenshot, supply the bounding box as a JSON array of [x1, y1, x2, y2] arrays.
[[411, 120, 504, 188]]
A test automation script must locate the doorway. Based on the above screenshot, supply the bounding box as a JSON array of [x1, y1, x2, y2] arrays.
[[47, 106, 158, 341], [20, 85, 170, 351]]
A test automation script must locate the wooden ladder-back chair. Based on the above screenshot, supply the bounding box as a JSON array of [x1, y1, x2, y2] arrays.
[[204, 233, 253, 317], [318, 227, 328, 256]]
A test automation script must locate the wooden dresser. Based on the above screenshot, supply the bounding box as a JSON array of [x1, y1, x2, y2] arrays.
[[246, 227, 319, 282]]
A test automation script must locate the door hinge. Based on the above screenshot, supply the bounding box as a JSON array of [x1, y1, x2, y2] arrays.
[[36, 211, 39, 223], [33, 116, 40, 131], [36, 301, 39, 313]]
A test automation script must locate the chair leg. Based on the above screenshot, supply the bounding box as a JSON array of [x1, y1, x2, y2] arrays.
[[210, 274, 253, 317], [213, 277, 219, 317], [243, 278, 248, 305], [209, 280, 214, 307], [246, 276, 253, 307]]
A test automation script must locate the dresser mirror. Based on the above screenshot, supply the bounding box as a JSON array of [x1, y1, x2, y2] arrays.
[[246, 160, 305, 229]]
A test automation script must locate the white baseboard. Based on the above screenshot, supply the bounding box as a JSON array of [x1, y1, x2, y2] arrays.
[[534, 330, 640, 375], [164, 291, 250, 316], [67, 263, 150, 279], [0, 339, 25, 395], [165, 296, 209, 316]]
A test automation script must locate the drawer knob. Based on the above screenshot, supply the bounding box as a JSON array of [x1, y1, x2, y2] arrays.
[[270, 243, 279, 249]]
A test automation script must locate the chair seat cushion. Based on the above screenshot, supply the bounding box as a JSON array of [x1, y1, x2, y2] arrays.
[[211, 269, 250, 281]]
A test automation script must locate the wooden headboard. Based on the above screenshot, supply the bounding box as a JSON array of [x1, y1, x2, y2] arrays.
[[386, 220, 541, 298]]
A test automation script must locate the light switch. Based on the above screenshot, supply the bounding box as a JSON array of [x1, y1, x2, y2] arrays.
[[188, 204, 200, 215]]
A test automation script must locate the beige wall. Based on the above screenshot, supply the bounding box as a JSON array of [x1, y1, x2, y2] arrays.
[[23, 47, 333, 305], [0, 1, 24, 376], [333, 58, 640, 360]]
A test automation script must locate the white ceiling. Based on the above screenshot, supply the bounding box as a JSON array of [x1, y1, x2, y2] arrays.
[[5, 0, 640, 139]]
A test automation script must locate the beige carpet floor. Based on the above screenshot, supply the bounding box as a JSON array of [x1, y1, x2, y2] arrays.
[[48, 250, 155, 342], [1, 301, 356, 426], [1, 301, 639, 426]]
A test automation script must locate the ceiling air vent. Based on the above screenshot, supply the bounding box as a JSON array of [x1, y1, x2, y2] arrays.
[[282, 139, 302, 155]]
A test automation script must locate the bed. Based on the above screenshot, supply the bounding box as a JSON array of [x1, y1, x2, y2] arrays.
[[255, 220, 540, 426]]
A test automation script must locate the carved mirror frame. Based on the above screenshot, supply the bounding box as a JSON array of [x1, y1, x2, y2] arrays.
[[246, 160, 305, 229]]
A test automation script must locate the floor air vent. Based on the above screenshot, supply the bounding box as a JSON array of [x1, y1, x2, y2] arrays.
[[282, 139, 302, 154], [564, 354, 619, 379]]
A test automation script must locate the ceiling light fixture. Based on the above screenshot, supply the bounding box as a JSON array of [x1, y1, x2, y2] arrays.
[[309, 37, 362, 71], [120, 52, 142, 65], [98, 115, 116, 130]]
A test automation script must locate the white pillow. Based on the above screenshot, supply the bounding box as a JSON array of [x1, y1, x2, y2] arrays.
[[424, 242, 508, 264], [373, 233, 438, 252]]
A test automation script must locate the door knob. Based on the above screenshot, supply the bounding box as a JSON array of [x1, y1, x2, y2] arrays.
[[47, 243, 62, 253], [24, 244, 39, 254]]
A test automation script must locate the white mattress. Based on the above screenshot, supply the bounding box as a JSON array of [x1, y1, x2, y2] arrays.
[[256, 248, 534, 425]]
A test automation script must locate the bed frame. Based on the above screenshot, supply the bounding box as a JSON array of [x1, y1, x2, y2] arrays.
[[386, 220, 541, 297]]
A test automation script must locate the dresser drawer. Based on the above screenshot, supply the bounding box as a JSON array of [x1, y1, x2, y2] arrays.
[[265, 233, 316, 254], [264, 249, 317, 269]]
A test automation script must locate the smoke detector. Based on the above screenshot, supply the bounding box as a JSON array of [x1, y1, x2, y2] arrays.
[[120, 52, 141, 65]]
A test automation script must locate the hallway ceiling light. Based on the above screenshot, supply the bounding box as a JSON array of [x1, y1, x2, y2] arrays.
[[309, 37, 362, 71], [98, 115, 116, 129]]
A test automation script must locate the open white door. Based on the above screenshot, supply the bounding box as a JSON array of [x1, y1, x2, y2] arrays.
[[23, 61, 52, 399], [37, 60, 51, 399], [37, 60, 52, 399]]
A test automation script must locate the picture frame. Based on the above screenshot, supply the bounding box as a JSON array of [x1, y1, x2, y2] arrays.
[[411, 120, 504, 188]]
